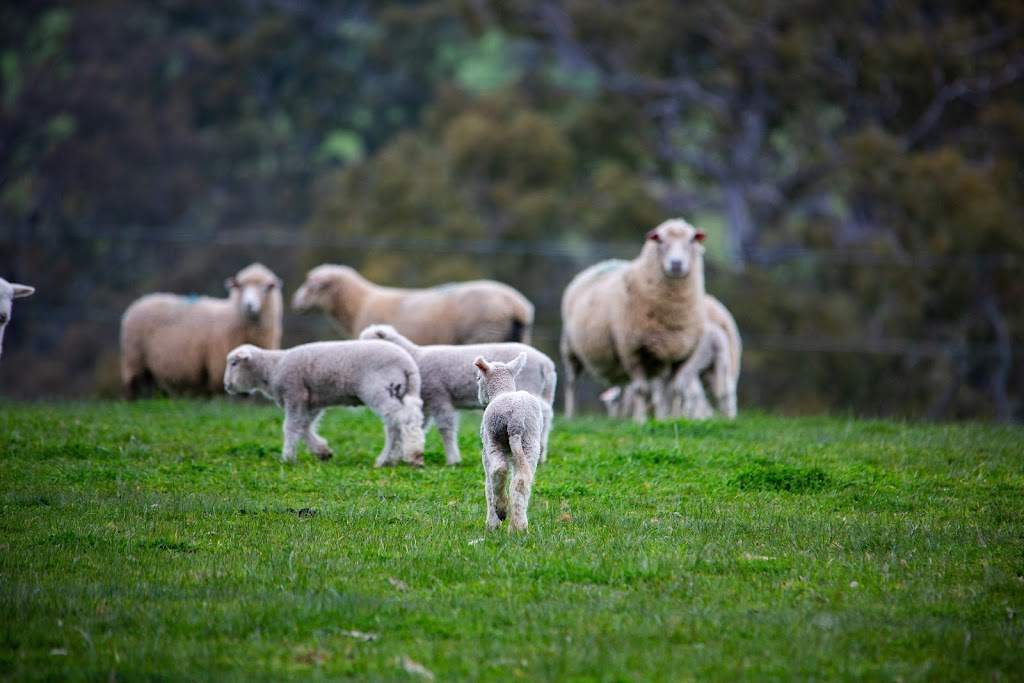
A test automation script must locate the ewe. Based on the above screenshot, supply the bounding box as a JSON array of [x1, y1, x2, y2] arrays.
[[359, 323, 556, 466], [0, 277, 35, 361], [474, 353, 545, 532], [292, 264, 535, 345], [561, 218, 708, 421], [603, 294, 742, 420], [120, 263, 283, 398], [224, 341, 426, 466]]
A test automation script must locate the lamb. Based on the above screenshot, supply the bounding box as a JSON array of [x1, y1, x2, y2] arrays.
[[358, 323, 556, 466], [120, 263, 283, 398], [223, 341, 426, 466], [292, 264, 535, 345], [672, 294, 741, 419], [560, 218, 708, 421], [0, 277, 35, 361], [474, 353, 545, 532]]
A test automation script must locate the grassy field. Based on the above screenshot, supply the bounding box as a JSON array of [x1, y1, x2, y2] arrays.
[[1, 398, 1022, 681]]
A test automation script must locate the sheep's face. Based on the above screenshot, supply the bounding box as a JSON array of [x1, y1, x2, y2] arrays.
[[292, 270, 335, 314], [227, 264, 281, 324], [224, 345, 259, 394], [645, 219, 706, 278], [0, 279, 35, 358]]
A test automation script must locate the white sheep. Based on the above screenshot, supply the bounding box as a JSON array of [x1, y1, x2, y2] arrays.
[[120, 263, 283, 398], [672, 294, 741, 419], [0, 277, 35, 361], [358, 323, 556, 466], [474, 353, 545, 532], [561, 218, 708, 421], [224, 341, 426, 466], [292, 264, 535, 345], [603, 295, 742, 420]]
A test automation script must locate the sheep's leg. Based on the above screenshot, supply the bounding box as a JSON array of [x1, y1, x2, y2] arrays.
[[508, 433, 538, 532], [627, 378, 651, 422], [366, 388, 424, 466], [376, 421, 400, 467], [397, 398, 425, 466], [679, 377, 715, 419], [599, 386, 622, 418], [670, 325, 721, 419], [301, 410, 333, 460], [538, 403, 553, 465], [650, 376, 671, 420], [281, 408, 314, 463], [432, 404, 462, 466], [707, 353, 737, 419], [560, 335, 583, 418], [483, 442, 509, 530]]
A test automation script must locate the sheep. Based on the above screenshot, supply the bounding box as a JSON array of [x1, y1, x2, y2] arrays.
[[672, 294, 741, 419], [560, 218, 708, 421], [120, 263, 283, 399], [602, 294, 742, 420], [224, 341, 426, 466], [474, 353, 545, 532], [358, 323, 556, 466], [292, 264, 535, 345], [0, 277, 35, 361]]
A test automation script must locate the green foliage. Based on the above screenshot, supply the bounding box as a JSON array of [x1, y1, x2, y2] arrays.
[[440, 29, 523, 93], [316, 129, 365, 165], [1, 400, 1022, 680], [2, 0, 1023, 422]]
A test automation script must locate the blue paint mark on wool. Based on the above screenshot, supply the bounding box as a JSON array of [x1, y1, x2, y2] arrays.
[[593, 259, 628, 275]]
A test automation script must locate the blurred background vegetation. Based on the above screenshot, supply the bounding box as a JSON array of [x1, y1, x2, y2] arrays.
[[1, 0, 1022, 420]]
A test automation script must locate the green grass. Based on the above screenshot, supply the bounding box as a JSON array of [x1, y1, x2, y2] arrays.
[[1, 399, 1022, 681]]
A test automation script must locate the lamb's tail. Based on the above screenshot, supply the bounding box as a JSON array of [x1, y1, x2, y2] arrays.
[[507, 424, 535, 531]]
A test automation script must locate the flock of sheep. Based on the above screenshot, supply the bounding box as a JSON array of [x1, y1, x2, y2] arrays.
[[1, 217, 741, 532]]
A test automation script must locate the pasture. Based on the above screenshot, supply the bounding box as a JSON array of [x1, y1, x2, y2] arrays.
[[1, 399, 1021, 681]]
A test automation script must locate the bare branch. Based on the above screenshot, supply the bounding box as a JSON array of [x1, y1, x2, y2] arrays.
[[905, 60, 1024, 149]]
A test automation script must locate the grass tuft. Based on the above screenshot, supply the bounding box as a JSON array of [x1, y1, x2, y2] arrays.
[[730, 458, 834, 493]]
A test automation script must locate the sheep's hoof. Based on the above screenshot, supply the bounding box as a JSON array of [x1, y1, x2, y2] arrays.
[[315, 449, 333, 461]]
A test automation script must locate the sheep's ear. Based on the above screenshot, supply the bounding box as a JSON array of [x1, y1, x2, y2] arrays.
[[11, 284, 34, 298], [645, 228, 662, 243], [694, 230, 707, 243], [473, 356, 490, 373], [509, 352, 527, 376], [235, 347, 254, 362], [225, 277, 238, 292]]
